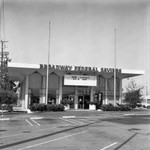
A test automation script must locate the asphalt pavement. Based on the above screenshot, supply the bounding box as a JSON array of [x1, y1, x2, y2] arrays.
[[0, 109, 150, 150]]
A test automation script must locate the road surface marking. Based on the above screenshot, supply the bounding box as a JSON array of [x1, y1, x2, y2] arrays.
[[0, 118, 10, 121], [17, 130, 87, 150], [26, 119, 33, 126], [124, 114, 135, 116], [60, 118, 83, 125], [100, 142, 118, 150], [31, 119, 40, 126], [62, 116, 76, 118], [30, 117, 43, 120]]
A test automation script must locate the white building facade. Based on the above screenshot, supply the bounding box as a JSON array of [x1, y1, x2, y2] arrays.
[[8, 62, 144, 110]]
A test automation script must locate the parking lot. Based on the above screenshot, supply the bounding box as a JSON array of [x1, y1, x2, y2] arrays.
[[0, 110, 150, 150]]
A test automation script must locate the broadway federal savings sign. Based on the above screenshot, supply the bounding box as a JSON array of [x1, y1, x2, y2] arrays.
[[40, 64, 121, 73], [64, 74, 97, 86]]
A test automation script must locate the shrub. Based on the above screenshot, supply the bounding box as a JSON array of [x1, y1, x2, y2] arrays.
[[61, 99, 74, 106], [30, 103, 64, 112], [38, 103, 47, 112], [29, 103, 46, 111], [117, 103, 131, 111], [101, 103, 131, 111], [47, 104, 55, 111], [0, 104, 13, 112], [52, 104, 64, 111], [101, 104, 114, 111]]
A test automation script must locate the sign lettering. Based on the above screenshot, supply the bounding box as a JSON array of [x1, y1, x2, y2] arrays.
[[40, 64, 121, 73]]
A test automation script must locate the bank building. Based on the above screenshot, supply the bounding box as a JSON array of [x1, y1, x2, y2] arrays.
[[7, 62, 144, 111]]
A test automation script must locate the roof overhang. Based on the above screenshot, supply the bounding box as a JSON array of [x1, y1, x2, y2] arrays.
[[7, 62, 145, 81], [121, 69, 145, 79]]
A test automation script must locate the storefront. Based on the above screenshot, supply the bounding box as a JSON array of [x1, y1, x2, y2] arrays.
[[8, 62, 144, 110]]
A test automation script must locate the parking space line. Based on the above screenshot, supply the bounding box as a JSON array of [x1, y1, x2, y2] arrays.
[[59, 118, 83, 125], [17, 130, 87, 150], [26, 119, 33, 126], [69, 119, 84, 124], [0, 133, 26, 139], [100, 142, 118, 150], [78, 118, 93, 123], [31, 119, 40, 126], [59, 118, 78, 125]]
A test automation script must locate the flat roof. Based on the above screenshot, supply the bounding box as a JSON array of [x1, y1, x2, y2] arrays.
[[8, 62, 144, 79], [8, 62, 40, 69]]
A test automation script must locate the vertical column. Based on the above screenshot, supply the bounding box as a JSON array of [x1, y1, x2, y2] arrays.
[[105, 78, 108, 104], [90, 87, 94, 102], [25, 74, 29, 110], [119, 79, 122, 104], [57, 76, 62, 104], [41, 75, 46, 103], [74, 86, 78, 109], [21, 82, 25, 109]]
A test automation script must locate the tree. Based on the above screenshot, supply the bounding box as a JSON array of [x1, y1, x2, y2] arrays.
[[0, 89, 18, 105], [0, 51, 18, 109], [123, 79, 144, 108]]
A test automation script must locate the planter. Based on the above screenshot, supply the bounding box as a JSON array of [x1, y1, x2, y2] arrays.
[[64, 105, 70, 110], [89, 104, 96, 110]]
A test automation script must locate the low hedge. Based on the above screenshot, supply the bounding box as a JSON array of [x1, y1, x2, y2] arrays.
[[47, 104, 64, 111], [0, 104, 13, 112], [101, 103, 131, 111], [30, 103, 64, 112]]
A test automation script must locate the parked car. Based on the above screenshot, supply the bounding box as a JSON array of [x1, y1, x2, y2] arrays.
[[141, 103, 150, 109], [136, 103, 150, 109]]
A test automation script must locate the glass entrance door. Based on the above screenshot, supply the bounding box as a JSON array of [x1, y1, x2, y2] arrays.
[[84, 95, 90, 109], [78, 95, 90, 109], [78, 95, 84, 109], [68, 95, 75, 109]]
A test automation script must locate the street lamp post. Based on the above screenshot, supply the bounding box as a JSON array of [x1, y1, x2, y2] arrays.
[[114, 29, 116, 106], [46, 22, 51, 105]]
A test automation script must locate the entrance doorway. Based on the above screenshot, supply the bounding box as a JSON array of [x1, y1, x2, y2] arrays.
[[68, 95, 75, 109], [78, 95, 90, 109]]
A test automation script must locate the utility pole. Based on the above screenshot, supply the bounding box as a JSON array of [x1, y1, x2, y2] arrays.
[[0, 40, 8, 89], [0, 40, 9, 117], [0, 40, 4, 89]]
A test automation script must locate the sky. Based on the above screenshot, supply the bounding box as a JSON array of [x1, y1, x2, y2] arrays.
[[0, 0, 150, 90]]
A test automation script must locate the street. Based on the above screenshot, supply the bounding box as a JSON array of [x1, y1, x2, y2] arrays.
[[0, 110, 150, 150]]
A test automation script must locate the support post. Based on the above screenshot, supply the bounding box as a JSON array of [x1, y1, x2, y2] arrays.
[[119, 79, 122, 104], [75, 87, 78, 109], [57, 76, 62, 104], [105, 78, 108, 104], [25, 74, 29, 110], [90, 87, 94, 102]]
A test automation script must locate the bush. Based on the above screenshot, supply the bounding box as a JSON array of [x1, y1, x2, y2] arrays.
[[0, 104, 13, 112], [61, 99, 74, 106], [29, 103, 46, 112], [47, 104, 55, 111], [101, 104, 114, 111], [117, 103, 131, 111], [101, 103, 131, 111], [52, 104, 64, 111], [30, 103, 64, 112]]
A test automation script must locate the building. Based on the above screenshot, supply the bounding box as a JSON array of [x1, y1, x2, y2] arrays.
[[8, 62, 144, 110]]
